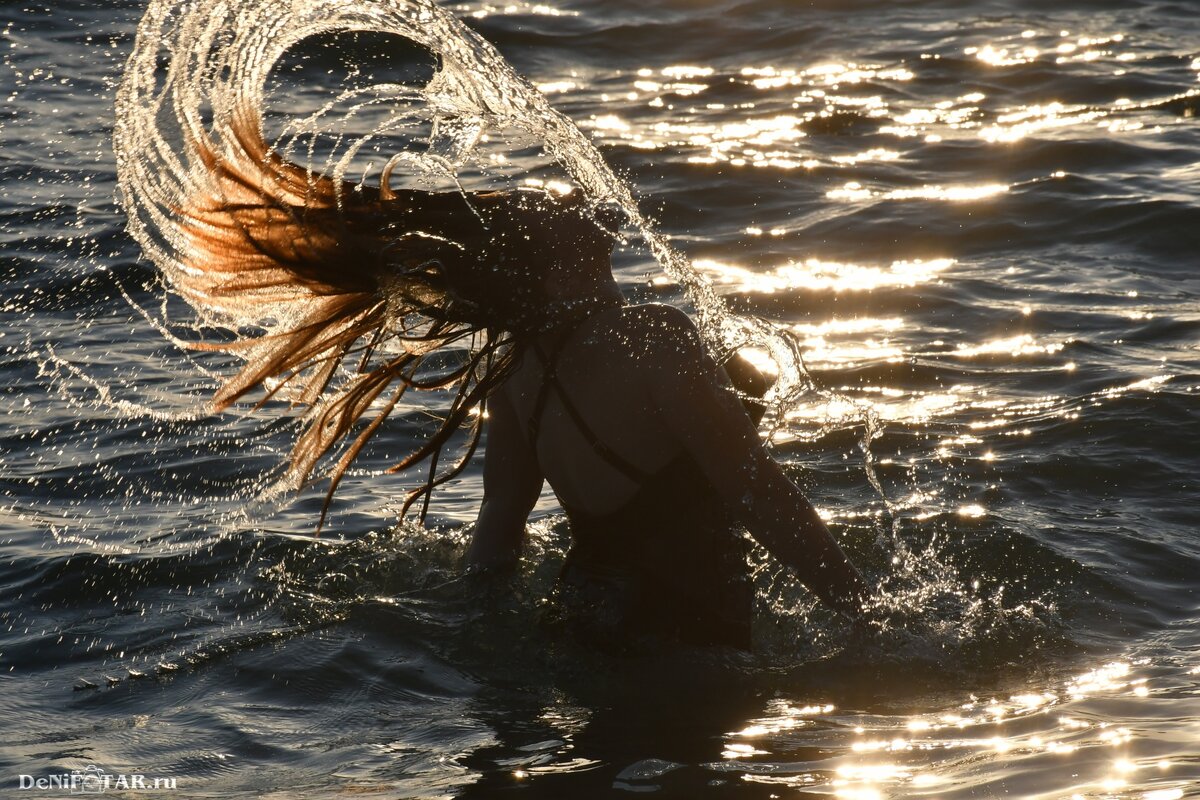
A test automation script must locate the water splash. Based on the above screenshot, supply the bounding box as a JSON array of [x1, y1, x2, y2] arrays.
[[108, 0, 1057, 654], [113, 0, 804, 402], [108, 0, 1078, 670]]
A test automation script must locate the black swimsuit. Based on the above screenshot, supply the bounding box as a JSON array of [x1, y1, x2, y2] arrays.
[[527, 329, 754, 651]]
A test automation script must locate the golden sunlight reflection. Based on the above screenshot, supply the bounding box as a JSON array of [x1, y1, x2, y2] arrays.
[[1068, 662, 1131, 698], [784, 387, 968, 431], [535, 79, 577, 94], [794, 317, 905, 337], [657, 65, 714, 79], [577, 30, 1158, 169], [579, 59, 924, 167], [722, 743, 769, 759], [726, 325, 1156, 451], [827, 181, 1009, 202], [829, 148, 901, 165], [962, 31, 1128, 70], [691, 257, 954, 294], [728, 701, 835, 741], [464, 2, 577, 19], [967, 43, 1041, 67], [741, 62, 913, 90], [1100, 375, 1171, 397], [953, 334, 1066, 358], [587, 114, 811, 164], [980, 102, 1106, 143], [715, 660, 1200, 798], [1144, 790, 1185, 800]]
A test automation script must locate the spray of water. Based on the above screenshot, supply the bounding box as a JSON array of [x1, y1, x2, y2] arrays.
[[109, 0, 1064, 659], [113, 0, 805, 399]]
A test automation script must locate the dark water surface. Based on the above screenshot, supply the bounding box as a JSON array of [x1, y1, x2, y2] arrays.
[[2, 0, 1200, 797]]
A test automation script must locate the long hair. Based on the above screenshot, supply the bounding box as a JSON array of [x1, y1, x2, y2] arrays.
[[172, 116, 566, 529]]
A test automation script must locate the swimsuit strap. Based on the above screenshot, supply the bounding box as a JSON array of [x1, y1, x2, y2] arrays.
[[527, 326, 651, 485], [526, 335, 566, 452]]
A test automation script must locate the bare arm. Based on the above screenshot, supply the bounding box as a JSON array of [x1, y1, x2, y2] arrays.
[[636, 305, 870, 618], [463, 386, 544, 572]]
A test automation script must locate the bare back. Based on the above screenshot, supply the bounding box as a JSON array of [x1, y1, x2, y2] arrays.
[[500, 305, 686, 516], [470, 302, 869, 620]]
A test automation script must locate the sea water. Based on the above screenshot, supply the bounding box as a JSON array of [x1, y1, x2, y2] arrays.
[[2, 0, 1199, 797]]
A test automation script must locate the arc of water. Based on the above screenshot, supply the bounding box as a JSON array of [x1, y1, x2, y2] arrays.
[[115, 0, 809, 406]]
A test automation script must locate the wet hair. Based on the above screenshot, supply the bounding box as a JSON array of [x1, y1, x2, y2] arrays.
[[174, 120, 616, 528]]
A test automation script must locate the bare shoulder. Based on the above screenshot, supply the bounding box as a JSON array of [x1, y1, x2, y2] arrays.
[[614, 302, 700, 345], [610, 303, 705, 362], [618, 301, 696, 329]]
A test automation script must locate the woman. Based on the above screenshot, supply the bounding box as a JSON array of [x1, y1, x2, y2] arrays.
[[157, 121, 867, 650], [458, 190, 869, 650]]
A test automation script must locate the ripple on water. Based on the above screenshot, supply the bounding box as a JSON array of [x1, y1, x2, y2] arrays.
[[1, 0, 1199, 796]]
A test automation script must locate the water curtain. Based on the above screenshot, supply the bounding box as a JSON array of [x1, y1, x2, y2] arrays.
[[114, 0, 809, 501]]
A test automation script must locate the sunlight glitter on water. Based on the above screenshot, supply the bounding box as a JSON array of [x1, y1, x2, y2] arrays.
[[581, 34, 1162, 173], [981, 102, 1109, 143], [741, 62, 914, 89], [463, 2, 578, 19], [577, 59, 920, 166], [829, 148, 902, 165], [586, 114, 811, 163], [783, 390, 968, 430], [793, 317, 906, 338], [953, 335, 1067, 358], [3, 1, 1200, 798], [968, 44, 1041, 67], [773, 363, 1156, 453], [714, 659, 1200, 799], [827, 182, 1009, 202], [694, 257, 955, 294]]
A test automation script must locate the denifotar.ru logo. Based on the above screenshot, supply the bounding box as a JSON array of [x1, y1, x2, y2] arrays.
[[17, 763, 178, 793]]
